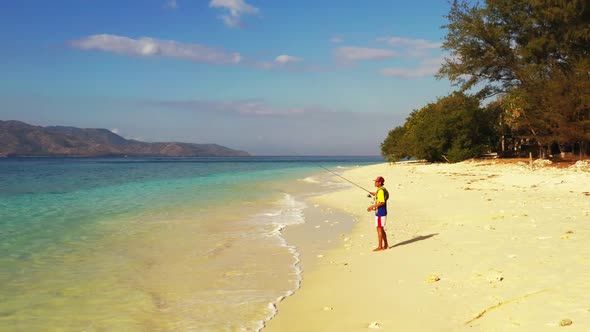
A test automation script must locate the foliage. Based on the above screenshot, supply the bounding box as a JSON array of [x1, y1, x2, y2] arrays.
[[380, 126, 408, 162], [436, 0, 590, 157], [381, 92, 497, 162]]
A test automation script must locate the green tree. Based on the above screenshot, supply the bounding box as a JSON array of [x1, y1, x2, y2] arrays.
[[438, 0, 590, 157], [380, 125, 408, 162], [381, 92, 497, 162]]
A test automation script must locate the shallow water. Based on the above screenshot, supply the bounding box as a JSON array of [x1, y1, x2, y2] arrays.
[[0, 156, 381, 331]]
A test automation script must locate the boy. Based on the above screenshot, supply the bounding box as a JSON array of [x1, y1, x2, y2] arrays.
[[367, 176, 389, 251]]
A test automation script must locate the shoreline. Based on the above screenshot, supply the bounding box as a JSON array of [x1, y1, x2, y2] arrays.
[[264, 160, 590, 331], [253, 169, 365, 332]]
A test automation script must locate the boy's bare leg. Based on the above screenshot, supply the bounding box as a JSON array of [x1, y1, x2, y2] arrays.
[[373, 227, 384, 251]]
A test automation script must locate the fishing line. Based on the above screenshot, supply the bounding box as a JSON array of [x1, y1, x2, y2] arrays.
[[316, 164, 372, 195], [282, 149, 374, 197]]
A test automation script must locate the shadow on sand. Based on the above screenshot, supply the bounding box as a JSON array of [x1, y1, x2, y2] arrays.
[[390, 233, 438, 249]]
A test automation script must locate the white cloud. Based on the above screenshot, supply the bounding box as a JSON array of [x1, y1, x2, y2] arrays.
[[377, 36, 442, 57], [380, 56, 444, 79], [70, 34, 242, 64], [334, 46, 398, 63], [69, 34, 314, 71], [275, 54, 303, 64], [374, 36, 444, 78], [163, 0, 178, 9], [330, 37, 344, 44], [209, 0, 259, 28], [377, 36, 442, 50], [110, 128, 120, 134]]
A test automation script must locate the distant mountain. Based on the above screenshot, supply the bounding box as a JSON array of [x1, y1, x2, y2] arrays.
[[0, 120, 250, 157]]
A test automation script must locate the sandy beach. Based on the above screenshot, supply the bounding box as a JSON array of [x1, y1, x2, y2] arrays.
[[265, 160, 590, 331]]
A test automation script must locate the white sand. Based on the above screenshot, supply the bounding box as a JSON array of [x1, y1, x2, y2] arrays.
[[264, 160, 590, 331]]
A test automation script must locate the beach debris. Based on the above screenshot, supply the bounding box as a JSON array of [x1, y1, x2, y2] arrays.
[[570, 160, 590, 172], [314, 225, 321, 228], [323, 306, 334, 311], [317, 254, 324, 258], [368, 321, 382, 329], [533, 159, 552, 168], [507, 254, 517, 259], [484, 225, 495, 231], [559, 318, 573, 326], [561, 230, 574, 239], [465, 289, 548, 325], [425, 274, 441, 283], [487, 274, 504, 283]]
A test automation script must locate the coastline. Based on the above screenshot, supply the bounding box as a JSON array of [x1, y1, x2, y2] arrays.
[[0, 156, 382, 331], [258, 172, 365, 331], [265, 160, 590, 331]]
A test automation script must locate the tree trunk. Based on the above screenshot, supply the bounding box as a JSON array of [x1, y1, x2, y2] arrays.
[[558, 143, 564, 159]]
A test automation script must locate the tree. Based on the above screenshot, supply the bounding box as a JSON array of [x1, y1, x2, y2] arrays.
[[380, 126, 408, 162], [381, 92, 497, 162], [438, 0, 590, 157]]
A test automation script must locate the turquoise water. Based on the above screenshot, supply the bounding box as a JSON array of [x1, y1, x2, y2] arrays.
[[0, 156, 382, 331]]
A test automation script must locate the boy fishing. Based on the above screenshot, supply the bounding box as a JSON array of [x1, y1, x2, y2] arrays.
[[367, 176, 389, 251]]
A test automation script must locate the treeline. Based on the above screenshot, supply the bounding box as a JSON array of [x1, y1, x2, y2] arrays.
[[381, 0, 590, 163]]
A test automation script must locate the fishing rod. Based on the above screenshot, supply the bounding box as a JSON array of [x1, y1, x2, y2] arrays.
[[282, 151, 374, 197], [316, 164, 373, 195]]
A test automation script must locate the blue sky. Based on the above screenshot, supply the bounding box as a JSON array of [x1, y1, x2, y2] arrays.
[[0, 0, 455, 155]]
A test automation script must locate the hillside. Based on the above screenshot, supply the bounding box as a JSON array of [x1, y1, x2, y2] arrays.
[[0, 120, 250, 157]]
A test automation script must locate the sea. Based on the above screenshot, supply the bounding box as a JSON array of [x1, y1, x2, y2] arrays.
[[0, 156, 383, 332]]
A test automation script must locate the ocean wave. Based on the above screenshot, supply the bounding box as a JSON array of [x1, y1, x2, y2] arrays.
[[249, 193, 306, 332], [260, 211, 281, 217], [299, 176, 320, 184], [253, 193, 307, 230]]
